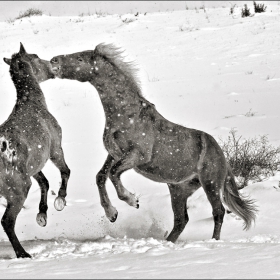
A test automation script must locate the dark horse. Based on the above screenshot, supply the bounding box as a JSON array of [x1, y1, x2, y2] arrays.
[[50, 43, 257, 242], [1, 44, 70, 258]]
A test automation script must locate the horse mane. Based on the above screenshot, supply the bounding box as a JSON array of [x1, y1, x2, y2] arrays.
[[94, 43, 142, 95]]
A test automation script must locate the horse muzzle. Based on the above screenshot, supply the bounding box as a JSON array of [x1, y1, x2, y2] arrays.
[[51, 66, 62, 78]]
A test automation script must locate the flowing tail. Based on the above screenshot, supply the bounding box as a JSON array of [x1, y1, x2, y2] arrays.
[[220, 165, 258, 230]]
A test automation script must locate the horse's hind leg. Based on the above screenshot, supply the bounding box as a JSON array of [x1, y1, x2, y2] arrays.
[[109, 150, 140, 209], [2, 178, 32, 258], [166, 179, 200, 243], [198, 168, 226, 240], [50, 147, 70, 211], [33, 171, 49, 227], [96, 154, 119, 222]]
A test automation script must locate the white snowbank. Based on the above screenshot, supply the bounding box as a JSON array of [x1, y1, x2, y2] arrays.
[[1, 4, 280, 278]]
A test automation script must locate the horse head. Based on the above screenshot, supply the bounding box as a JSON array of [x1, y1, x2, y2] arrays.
[[50, 50, 96, 82], [3, 43, 55, 83]]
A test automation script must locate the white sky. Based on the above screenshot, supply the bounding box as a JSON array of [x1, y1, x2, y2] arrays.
[[0, 1, 274, 22]]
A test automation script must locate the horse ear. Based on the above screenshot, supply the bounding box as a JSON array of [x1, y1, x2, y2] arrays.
[[19, 42, 26, 55], [3, 58, 11, 65]]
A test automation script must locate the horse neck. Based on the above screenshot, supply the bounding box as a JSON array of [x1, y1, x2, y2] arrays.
[[89, 66, 143, 119], [11, 71, 48, 108]]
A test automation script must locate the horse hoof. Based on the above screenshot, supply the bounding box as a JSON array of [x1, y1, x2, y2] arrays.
[[54, 196, 66, 211], [36, 213, 47, 227], [17, 251, 32, 258], [109, 211, 118, 223]]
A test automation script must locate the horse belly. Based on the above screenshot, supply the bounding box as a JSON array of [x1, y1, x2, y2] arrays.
[[135, 150, 199, 183], [27, 155, 49, 176], [14, 130, 52, 176], [25, 142, 50, 176]]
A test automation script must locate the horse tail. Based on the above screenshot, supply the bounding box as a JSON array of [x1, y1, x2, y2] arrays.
[[220, 165, 258, 230]]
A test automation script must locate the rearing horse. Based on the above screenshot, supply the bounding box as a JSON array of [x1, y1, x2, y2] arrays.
[[1, 44, 70, 258], [50, 43, 257, 242]]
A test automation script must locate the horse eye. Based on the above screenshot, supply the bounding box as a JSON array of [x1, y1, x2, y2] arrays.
[[33, 55, 39, 59], [77, 57, 83, 62]]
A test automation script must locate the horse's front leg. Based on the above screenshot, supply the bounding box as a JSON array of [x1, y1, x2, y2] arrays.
[[109, 149, 140, 209], [96, 154, 118, 222]]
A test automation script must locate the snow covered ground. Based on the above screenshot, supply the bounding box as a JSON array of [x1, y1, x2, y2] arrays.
[[1, 3, 280, 278]]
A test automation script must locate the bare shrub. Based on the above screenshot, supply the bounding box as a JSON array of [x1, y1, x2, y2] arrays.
[[229, 3, 237, 15], [200, 5, 206, 13], [146, 72, 159, 82], [218, 129, 280, 188], [241, 4, 251, 17], [254, 1, 267, 13], [120, 14, 137, 24], [15, 8, 43, 20], [6, 18, 14, 23], [79, 9, 108, 18], [95, 9, 108, 18], [179, 22, 198, 32], [244, 108, 257, 117], [74, 18, 84, 23]]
